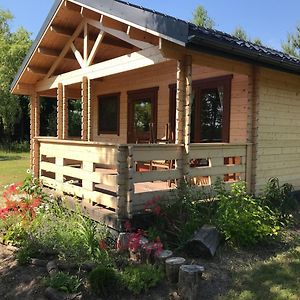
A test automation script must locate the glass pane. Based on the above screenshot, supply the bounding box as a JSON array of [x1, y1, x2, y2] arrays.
[[133, 99, 152, 133], [40, 97, 57, 137], [99, 95, 119, 133], [68, 99, 82, 137], [200, 87, 224, 142]]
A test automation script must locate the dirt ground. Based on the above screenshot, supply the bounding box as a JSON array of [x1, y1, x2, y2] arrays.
[[0, 231, 298, 300]]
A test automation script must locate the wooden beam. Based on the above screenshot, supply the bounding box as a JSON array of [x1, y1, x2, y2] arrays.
[[64, 0, 81, 13], [87, 31, 104, 66], [86, 18, 152, 50], [50, 25, 74, 37], [37, 47, 77, 61], [47, 21, 84, 78], [84, 22, 88, 64], [57, 83, 63, 139], [27, 66, 48, 75], [36, 46, 167, 91], [15, 83, 35, 95], [71, 42, 85, 68]]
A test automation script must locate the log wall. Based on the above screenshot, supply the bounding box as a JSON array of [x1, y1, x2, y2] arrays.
[[255, 67, 300, 192], [91, 60, 249, 144]]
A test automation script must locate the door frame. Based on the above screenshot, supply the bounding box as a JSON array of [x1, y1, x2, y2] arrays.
[[127, 87, 159, 143], [169, 75, 232, 143]]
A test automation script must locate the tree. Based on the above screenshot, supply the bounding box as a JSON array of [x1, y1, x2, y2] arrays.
[[232, 26, 248, 40], [192, 5, 215, 29], [0, 10, 32, 140], [282, 26, 300, 58], [232, 26, 263, 46]]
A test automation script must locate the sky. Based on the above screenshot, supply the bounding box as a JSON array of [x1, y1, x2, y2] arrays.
[[0, 0, 300, 51]]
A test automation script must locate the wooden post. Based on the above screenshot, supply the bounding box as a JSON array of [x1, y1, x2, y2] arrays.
[[175, 56, 192, 182], [165, 257, 186, 284], [178, 265, 204, 300], [62, 85, 68, 140], [81, 76, 91, 141], [82, 161, 94, 191], [57, 83, 63, 139], [127, 146, 135, 219], [183, 55, 192, 180], [30, 92, 40, 176], [116, 145, 129, 220]]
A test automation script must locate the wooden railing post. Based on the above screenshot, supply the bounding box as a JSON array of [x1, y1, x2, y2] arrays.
[[116, 146, 129, 220], [245, 143, 253, 193], [127, 146, 135, 219], [82, 161, 94, 191]]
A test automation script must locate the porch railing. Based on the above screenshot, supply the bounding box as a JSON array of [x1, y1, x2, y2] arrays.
[[37, 138, 251, 219]]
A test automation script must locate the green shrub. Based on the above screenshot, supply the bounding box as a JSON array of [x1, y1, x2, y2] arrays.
[[121, 264, 164, 295], [261, 177, 297, 222], [89, 266, 121, 297], [216, 181, 280, 246], [148, 181, 217, 249], [44, 272, 81, 293]]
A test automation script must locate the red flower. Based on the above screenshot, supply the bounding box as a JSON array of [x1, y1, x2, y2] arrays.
[[99, 240, 108, 250], [124, 220, 132, 232]]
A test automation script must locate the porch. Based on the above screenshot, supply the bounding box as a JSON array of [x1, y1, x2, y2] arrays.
[[36, 138, 251, 221]]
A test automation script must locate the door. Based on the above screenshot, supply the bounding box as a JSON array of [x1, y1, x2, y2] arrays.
[[169, 75, 232, 143], [127, 87, 158, 143]]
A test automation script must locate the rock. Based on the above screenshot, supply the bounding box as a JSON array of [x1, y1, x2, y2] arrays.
[[45, 287, 82, 300], [186, 225, 221, 257], [81, 261, 97, 271], [46, 260, 59, 277], [31, 258, 48, 267]]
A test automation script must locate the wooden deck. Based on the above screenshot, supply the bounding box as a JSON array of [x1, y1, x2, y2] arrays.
[[37, 138, 251, 226]]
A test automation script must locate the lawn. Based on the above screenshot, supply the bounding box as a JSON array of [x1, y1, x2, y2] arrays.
[[0, 151, 29, 206], [218, 232, 300, 300]]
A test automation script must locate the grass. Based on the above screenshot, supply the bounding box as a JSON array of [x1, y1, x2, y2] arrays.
[[220, 233, 300, 300], [0, 151, 30, 206]]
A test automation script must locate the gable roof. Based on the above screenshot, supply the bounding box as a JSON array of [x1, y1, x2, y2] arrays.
[[11, 0, 300, 92]]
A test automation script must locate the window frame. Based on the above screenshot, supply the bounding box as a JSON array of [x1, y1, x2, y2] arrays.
[[98, 92, 120, 135], [169, 75, 232, 143]]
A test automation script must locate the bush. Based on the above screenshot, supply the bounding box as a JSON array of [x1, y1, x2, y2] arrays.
[[261, 177, 297, 222], [44, 272, 81, 293], [146, 182, 217, 249], [121, 264, 164, 295], [89, 266, 121, 297], [216, 181, 280, 246]]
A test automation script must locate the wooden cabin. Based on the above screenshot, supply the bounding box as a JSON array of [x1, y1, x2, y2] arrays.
[[11, 0, 300, 226]]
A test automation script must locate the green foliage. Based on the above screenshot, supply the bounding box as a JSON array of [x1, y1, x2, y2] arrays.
[[261, 177, 297, 222], [233, 26, 248, 40], [215, 181, 280, 246], [89, 266, 121, 297], [192, 5, 215, 29], [16, 239, 39, 265], [150, 181, 217, 249], [0, 10, 32, 137], [0, 141, 30, 152], [282, 26, 300, 58], [44, 272, 81, 293], [121, 264, 164, 295], [68, 99, 82, 137]]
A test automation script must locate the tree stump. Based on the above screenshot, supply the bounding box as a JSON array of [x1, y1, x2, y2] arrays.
[[155, 250, 173, 265], [165, 257, 186, 283], [186, 225, 220, 257], [178, 265, 204, 300], [116, 232, 130, 252], [46, 260, 59, 277]]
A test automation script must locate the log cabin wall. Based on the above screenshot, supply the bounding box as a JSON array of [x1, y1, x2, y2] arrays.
[[91, 60, 249, 144], [255, 67, 300, 192]]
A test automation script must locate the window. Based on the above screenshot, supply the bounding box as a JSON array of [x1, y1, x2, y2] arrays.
[[68, 99, 82, 138], [169, 75, 232, 143], [98, 93, 120, 135]]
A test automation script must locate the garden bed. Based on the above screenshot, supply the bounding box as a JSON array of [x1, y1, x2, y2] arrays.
[[0, 229, 299, 300]]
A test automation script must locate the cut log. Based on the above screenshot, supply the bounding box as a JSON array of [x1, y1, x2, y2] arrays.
[[46, 260, 59, 277], [178, 265, 204, 300], [116, 232, 130, 251], [186, 225, 220, 257], [155, 250, 173, 265], [165, 257, 186, 283]]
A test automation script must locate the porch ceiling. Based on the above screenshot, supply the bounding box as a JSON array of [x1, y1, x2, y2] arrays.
[[11, 0, 160, 95]]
